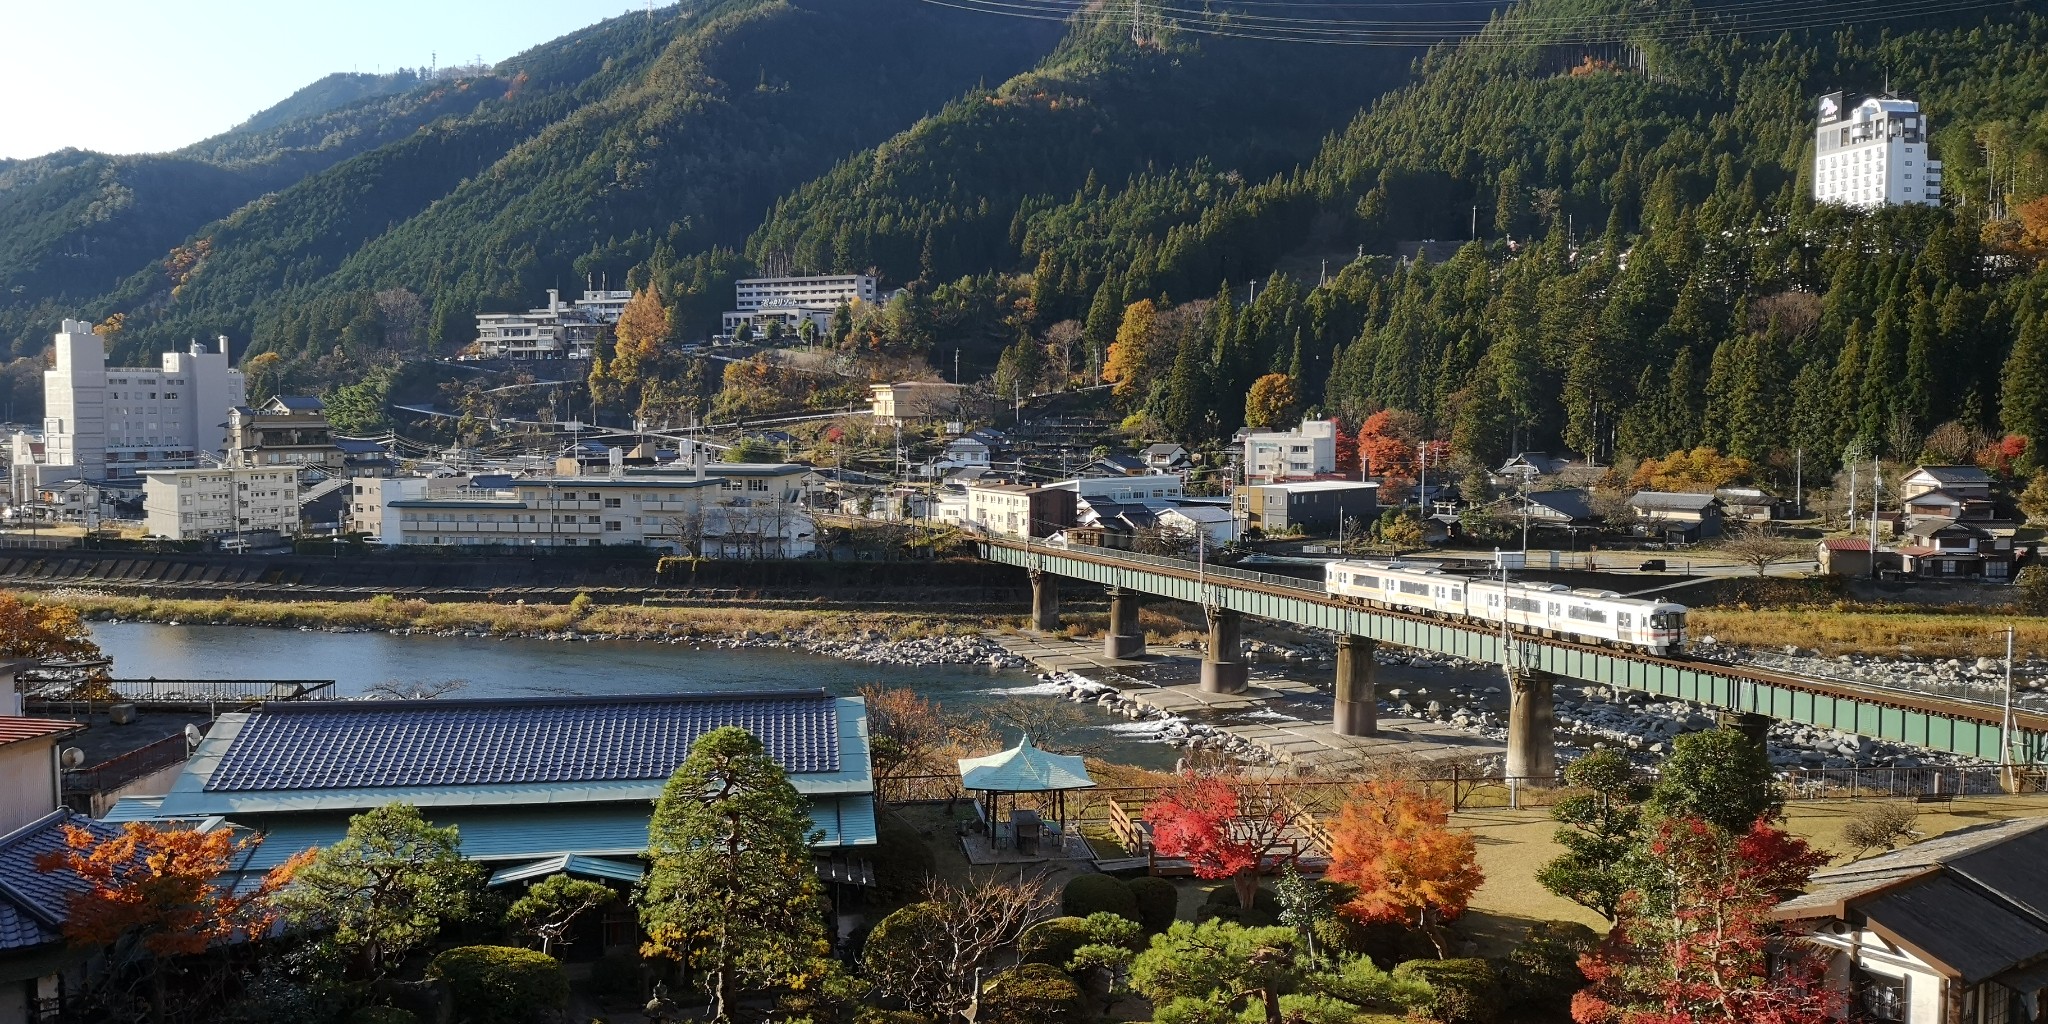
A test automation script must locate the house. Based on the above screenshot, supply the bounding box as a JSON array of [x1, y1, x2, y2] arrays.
[[1901, 465, 1994, 503], [1516, 488, 1596, 526], [966, 483, 1077, 539], [1492, 453, 1568, 488], [1716, 487, 1790, 521], [1773, 818, 2048, 1024], [1236, 480, 1379, 535], [226, 396, 341, 474], [868, 382, 962, 424], [935, 437, 991, 472], [1080, 454, 1149, 478], [0, 716, 119, 1023], [1902, 487, 1996, 524], [1043, 474, 1185, 504], [107, 691, 878, 902], [1157, 505, 1238, 548], [1897, 518, 2015, 580], [1142, 444, 1192, 472], [1242, 419, 1339, 483], [1817, 537, 1879, 577], [1627, 492, 1724, 543]]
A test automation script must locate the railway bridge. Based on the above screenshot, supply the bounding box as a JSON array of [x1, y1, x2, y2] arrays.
[[979, 539, 2046, 778]]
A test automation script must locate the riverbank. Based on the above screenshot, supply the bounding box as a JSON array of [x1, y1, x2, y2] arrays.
[[1691, 606, 2048, 658]]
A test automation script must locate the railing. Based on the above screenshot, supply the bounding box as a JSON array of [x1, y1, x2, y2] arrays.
[[22, 678, 336, 707], [62, 733, 188, 796], [1783, 765, 2048, 799]]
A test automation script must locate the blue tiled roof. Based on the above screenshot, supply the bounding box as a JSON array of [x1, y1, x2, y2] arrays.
[[0, 810, 118, 952], [204, 691, 841, 793]]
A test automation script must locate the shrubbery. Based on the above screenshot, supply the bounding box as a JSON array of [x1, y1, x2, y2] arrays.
[[424, 946, 569, 1024], [1018, 916, 1095, 966], [346, 1008, 419, 1024], [981, 964, 1087, 1024], [1125, 875, 1179, 934], [1501, 921, 1598, 1013], [1393, 958, 1505, 1024], [1061, 873, 1138, 921]]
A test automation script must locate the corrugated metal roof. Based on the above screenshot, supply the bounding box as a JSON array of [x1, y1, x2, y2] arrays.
[[204, 690, 840, 793], [0, 717, 83, 747], [958, 737, 1095, 793]]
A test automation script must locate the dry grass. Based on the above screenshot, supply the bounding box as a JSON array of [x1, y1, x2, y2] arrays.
[[1691, 607, 2048, 658], [24, 591, 1005, 643]]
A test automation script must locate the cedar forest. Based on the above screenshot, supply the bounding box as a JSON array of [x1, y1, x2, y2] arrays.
[[2, 0, 2048, 483]]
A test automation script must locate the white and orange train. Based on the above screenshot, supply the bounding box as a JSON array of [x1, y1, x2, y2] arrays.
[[1321, 560, 1689, 656]]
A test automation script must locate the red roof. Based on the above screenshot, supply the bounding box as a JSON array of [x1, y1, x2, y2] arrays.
[[1896, 545, 1940, 558], [0, 717, 83, 747], [1821, 538, 1873, 551]]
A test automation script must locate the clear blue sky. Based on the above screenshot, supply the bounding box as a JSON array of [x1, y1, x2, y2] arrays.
[[0, 0, 641, 160]]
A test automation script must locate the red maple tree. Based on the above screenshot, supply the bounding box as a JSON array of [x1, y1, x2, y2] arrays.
[[1572, 817, 1837, 1024], [1324, 779, 1483, 956], [1143, 774, 1302, 908], [1330, 417, 1360, 477], [1975, 433, 2029, 476]]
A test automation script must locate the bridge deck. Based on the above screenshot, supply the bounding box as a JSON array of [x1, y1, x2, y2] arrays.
[[981, 540, 2045, 764]]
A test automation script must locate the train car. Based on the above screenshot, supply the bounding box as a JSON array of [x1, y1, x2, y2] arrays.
[[1323, 559, 1687, 655]]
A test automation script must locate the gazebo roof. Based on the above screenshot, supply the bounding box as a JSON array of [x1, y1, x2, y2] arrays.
[[957, 736, 1096, 793]]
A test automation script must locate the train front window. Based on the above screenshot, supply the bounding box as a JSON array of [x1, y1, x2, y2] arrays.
[[1650, 612, 1684, 630]]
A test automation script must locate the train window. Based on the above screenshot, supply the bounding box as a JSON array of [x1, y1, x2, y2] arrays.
[[1650, 612, 1684, 629], [1567, 605, 1609, 624], [1352, 574, 1379, 589], [1617, 612, 1632, 628], [1506, 596, 1541, 613], [1399, 581, 1430, 596], [1449, 588, 1462, 601]]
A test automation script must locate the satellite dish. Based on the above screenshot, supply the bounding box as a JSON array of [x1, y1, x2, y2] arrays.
[[59, 747, 84, 769], [183, 723, 203, 747]]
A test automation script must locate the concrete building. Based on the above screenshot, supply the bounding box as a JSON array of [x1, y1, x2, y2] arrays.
[[15, 320, 244, 498], [227, 396, 340, 473], [142, 467, 300, 541], [1043, 473, 1185, 503], [966, 482, 1076, 539], [723, 274, 879, 338], [868, 381, 961, 423], [1812, 93, 1942, 209], [1243, 419, 1338, 483], [472, 288, 633, 361], [1237, 480, 1379, 534], [349, 476, 473, 543]]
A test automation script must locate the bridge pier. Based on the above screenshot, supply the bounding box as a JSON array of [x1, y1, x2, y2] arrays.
[[1333, 635, 1376, 737], [1717, 710, 1772, 752], [1029, 570, 1060, 633], [1506, 668, 1558, 784], [1199, 608, 1248, 694], [1103, 586, 1145, 660]]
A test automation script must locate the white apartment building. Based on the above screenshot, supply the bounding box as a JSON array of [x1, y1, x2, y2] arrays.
[[1243, 419, 1338, 483], [722, 274, 880, 338], [473, 288, 634, 361], [143, 467, 300, 540], [1043, 473, 1185, 503], [1812, 93, 1942, 209], [384, 466, 815, 557], [15, 320, 246, 500]]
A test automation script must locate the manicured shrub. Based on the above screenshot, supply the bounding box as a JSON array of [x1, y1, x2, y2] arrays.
[[1192, 903, 1278, 927], [1018, 916, 1094, 966], [981, 964, 1086, 1024], [872, 812, 936, 897], [1061, 873, 1137, 921], [1393, 958, 1506, 1024], [346, 1009, 419, 1024], [1502, 921, 1599, 1012], [1126, 876, 1179, 934], [1200, 881, 1281, 917], [424, 945, 569, 1024]]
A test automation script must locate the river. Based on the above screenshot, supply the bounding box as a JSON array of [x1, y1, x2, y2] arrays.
[[84, 619, 1184, 768]]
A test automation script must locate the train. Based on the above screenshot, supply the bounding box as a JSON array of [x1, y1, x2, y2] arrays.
[[1322, 559, 1689, 656]]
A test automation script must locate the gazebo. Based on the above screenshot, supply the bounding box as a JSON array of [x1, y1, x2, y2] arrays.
[[957, 735, 1096, 854]]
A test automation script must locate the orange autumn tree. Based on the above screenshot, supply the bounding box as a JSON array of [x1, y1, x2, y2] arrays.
[[0, 593, 102, 663], [1325, 779, 1484, 956]]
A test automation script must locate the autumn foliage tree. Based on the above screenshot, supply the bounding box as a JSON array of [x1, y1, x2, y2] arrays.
[[1244, 373, 1300, 431], [1324, 779, 1483, 957], [1144, 774, 1303, 909], [1102, 299, 1157, 405], [1572, 818, 1835, 1024], [0, 593, 104, 663], [38, 822, 311, 1021], [1626, 447, 1753, 493]]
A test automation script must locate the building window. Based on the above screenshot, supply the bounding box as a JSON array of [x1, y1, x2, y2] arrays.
[[605, 521, 622, 532], [604, 497, 621, 508], [1852, 966, 1905, 1022]]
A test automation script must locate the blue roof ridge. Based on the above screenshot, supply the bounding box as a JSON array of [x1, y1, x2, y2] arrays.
[[258, 688, 833, 715]]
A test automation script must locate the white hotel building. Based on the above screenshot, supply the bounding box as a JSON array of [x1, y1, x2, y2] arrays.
[[472, 288, 635, 361], [1812, 93, 1942, 209], [11, 320, 245, 500], [721, 274, 880, 338]]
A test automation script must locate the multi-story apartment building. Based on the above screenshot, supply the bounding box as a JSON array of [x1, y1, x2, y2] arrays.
[[965, 482, 1076, 539], [722, 274, 880, 338], [1812, 93, 1942, 209], [13, 320, 245, 499], [382, 464, 815, 557], [1242, 419, 1338, 483], [227, 395, 341, 472], [473, 288, 635, 361], [142, 466, 300, 540]]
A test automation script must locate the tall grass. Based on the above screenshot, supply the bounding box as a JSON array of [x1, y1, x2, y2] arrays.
[[1692, 608, 2048, 658]]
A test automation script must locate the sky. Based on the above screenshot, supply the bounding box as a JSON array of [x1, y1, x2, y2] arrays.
[[0, 0, 641, 160]]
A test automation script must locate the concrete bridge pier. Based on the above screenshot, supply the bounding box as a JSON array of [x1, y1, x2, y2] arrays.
[[1333, 635, 1377, 737], [1199, 608, 1248, 694], [1029, 570, 1060, 633], [1103, 586, 1146, 660], [1506, 668, 1559, 784], [1717, 710, 1772, 752]]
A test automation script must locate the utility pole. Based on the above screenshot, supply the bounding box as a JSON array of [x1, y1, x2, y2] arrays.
[[1868, 455, 1880, 562], [1794, 447, 1803, 517], [2002, 625, 2016, 791]]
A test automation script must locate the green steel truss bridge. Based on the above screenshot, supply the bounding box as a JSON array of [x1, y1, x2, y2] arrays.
[[979, 539, 2045, 774]]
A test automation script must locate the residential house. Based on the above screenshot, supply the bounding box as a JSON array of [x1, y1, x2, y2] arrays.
[[226, 396, 341, 474], [1773, 818, 2048, 1024], [1515, 488, 1596, 527], [1627, 492, 1725, 543], [0, 716, 117, 1023], [1043, 473, 1185, 504], [1817, 537, 1880, 577], [107, 692, 878, 943], [1236, 480, 1379, 534], [1142, 444, 1192, 472], [1157, 504, 1238, 548], [936, 436, 992, 472], [1715, 487, 1790, 522], [1080, 454, 1148, 478], [868, 382, 962, 424], [1492, 452, 1568, 489], [966, 483, 1076, 539], [1902, 465, 1994, 502], [1243, 419, 1338, 484], [1897, 517, 2015, 580]]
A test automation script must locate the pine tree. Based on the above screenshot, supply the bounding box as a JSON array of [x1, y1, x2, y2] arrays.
[[2001, 310, 2048, 468]]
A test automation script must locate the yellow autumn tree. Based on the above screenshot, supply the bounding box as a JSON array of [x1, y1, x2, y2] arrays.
[[1325, 779, 1483, 957], [1626, 446, 1753, 493], [1101, 299, 1156, 404], [1244, 373, 1299, 431]]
